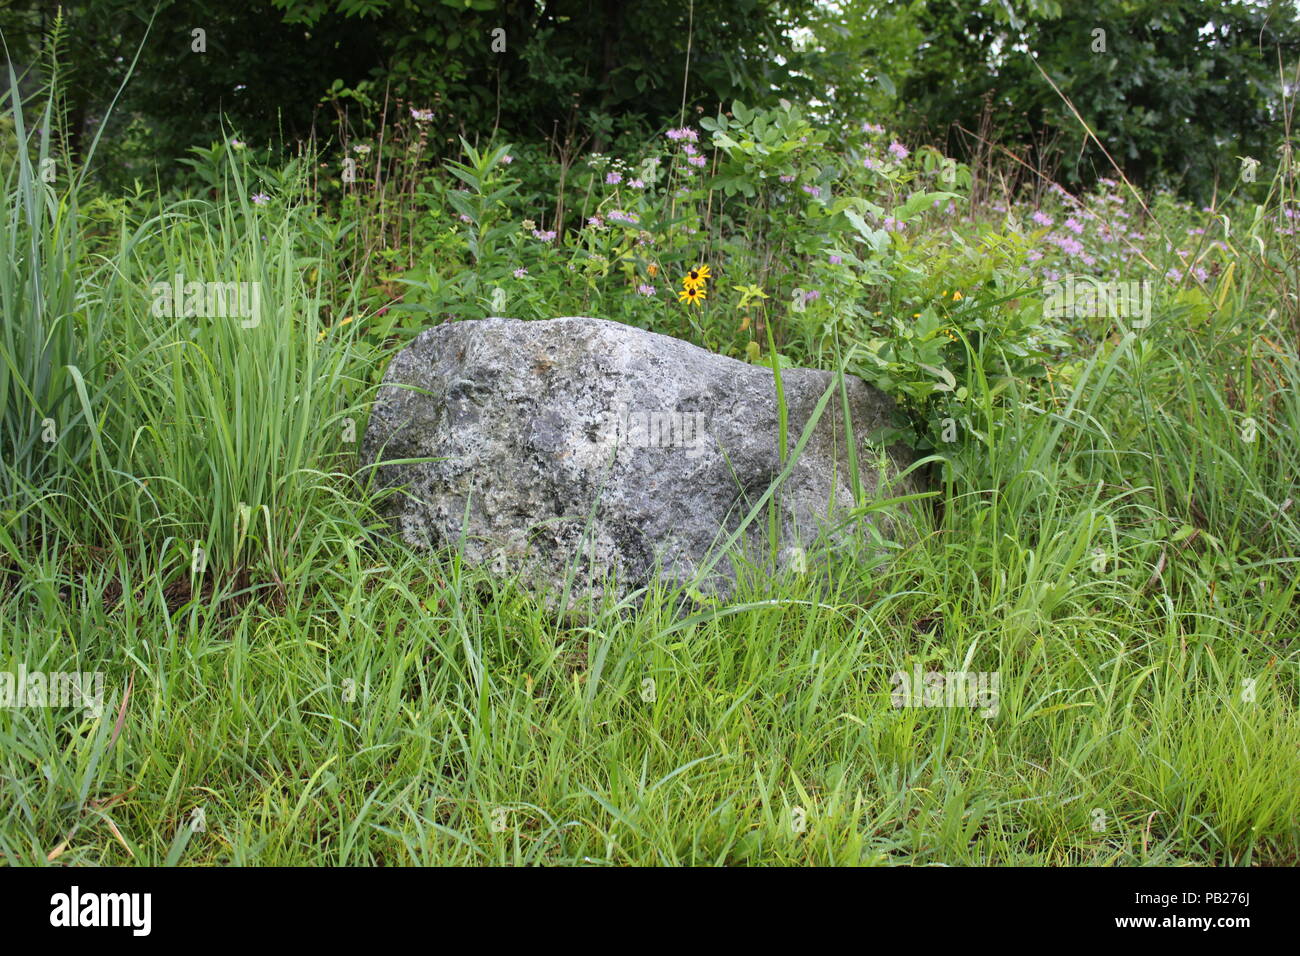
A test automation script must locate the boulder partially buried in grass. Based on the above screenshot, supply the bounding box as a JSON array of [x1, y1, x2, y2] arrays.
[[362, 316, 921, 602]]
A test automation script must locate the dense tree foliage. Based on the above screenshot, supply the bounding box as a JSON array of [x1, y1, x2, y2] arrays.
[[2, 0, 1297, 200], [895, 0, 1300, 198]]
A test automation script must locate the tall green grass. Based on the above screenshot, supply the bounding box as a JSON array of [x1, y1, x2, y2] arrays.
[[1, 76, 379, 599], [0, 74, 1296, 866]]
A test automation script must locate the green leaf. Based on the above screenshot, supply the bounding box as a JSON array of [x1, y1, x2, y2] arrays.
[[895, 190, 962, 221]]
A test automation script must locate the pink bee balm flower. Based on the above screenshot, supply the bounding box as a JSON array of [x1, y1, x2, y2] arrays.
[[605, 171, 622, 185], [636, 284, 656, 297], [888, 141, 909, 160]]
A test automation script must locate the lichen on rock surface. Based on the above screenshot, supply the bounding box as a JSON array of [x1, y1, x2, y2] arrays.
[[362, 316, 921, 602]]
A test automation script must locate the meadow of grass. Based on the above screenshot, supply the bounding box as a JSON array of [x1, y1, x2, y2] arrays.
[[1, 86, 1297, 866]]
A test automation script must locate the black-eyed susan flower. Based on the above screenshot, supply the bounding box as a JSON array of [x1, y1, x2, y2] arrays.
[[682, 264, 711, 290], [678, 285, 707, 307]]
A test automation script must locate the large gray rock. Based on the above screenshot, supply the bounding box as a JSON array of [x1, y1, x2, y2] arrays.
[[362, 317, 919, 602]]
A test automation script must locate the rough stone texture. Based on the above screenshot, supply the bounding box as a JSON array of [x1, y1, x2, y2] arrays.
[[363, 317, 919, 601]]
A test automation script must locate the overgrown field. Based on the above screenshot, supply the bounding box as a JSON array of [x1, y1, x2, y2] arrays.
[[2, 95, 1298, 865]]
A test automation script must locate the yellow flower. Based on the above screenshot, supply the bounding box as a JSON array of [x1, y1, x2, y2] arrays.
[[316, 314, 356, 342], [952, 291, 963, 300], [678, 285, 707, 307], [647, 263, 658, 277], [682, 264, 711, 290]]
